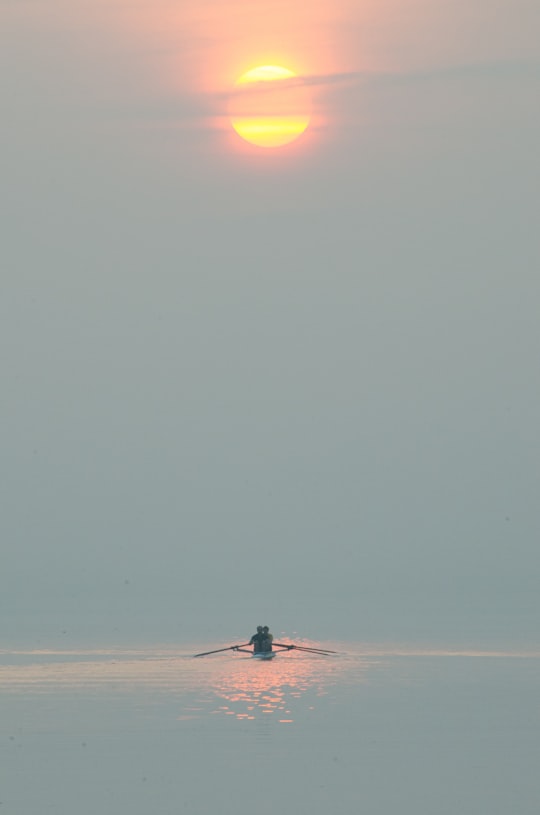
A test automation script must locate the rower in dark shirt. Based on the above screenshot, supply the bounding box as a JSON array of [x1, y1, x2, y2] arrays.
[[249, 626, 264, 653], [261, 626, 273, 652]]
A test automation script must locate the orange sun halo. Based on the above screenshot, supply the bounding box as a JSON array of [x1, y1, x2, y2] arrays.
[[229, 65, 311, 149]]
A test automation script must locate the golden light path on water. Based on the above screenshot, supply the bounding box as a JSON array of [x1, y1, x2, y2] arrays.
[[0, 642, 356, 723], [191, 648, 348, 723], [1, 644, 539, 724]]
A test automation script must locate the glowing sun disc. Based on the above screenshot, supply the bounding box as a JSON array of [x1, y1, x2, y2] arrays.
[[229, 65, 310, 149]]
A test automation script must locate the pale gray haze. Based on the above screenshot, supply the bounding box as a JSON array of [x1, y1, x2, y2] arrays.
[[2, 4, 540, 815], [1, 0, 539, 647]]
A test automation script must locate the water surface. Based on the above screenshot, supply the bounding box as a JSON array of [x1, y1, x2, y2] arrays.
[[2, 641, 539, 814]]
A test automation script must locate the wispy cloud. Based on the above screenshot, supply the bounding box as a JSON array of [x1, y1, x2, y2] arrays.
[[298, 60, 540, 89], [218, 59, 540, 100], [105, 59, 540, 129]]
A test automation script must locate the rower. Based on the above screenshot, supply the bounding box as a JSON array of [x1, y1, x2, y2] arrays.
[[261, 626, 273, 652], [249, 626, 264, 653]]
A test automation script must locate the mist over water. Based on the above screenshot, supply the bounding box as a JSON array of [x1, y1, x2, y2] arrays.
[[2, 642, 539, 814]]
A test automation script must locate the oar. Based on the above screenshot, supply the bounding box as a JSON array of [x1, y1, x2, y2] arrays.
[[293, 645, 338, 654], [193, 643, 251, 658], [273, 643, 337, 655]]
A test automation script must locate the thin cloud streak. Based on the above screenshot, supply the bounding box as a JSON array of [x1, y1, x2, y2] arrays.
[[116, 59, 539, 130], [297, 60, 540, 89]]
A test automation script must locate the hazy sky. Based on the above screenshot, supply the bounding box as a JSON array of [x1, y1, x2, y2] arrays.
[[2, 0, 539, 645]]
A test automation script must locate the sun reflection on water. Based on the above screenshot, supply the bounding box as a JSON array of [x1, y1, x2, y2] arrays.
[[3, 644, 534, 725], [0, 643, 358, 723], [200, 650, 344, 723]]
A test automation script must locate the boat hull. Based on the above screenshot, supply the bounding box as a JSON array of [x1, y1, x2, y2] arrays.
[[252, 651, 276, 660]]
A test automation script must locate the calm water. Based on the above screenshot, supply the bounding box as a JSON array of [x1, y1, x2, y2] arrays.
[[2, 641, 539, 814]]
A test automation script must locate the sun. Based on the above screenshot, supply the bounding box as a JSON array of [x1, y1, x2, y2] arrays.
[[229, 65, 311, 149]]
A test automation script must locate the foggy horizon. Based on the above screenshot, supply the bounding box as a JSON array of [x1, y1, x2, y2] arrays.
[[2, 0, 539, 651]]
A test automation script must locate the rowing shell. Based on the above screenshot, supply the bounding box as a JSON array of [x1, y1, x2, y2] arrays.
[[193, 642, 337, 658]]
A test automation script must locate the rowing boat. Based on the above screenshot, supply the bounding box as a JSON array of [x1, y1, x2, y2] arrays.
[[225, 646, 277, 659], [193, 641, 337, 658]]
